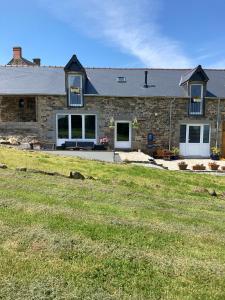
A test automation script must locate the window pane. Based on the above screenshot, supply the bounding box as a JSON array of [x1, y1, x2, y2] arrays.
[[68, 75, 82, 106], [180, 125, 186, 143], [71, 115, 82, 139], [58, 115, 69, 139], [203, 125, 210, 143], [117, 123, 129, 141], [191, 85, 202, 98], [189, 126, 201, 143], [85, 115, 96, 139]]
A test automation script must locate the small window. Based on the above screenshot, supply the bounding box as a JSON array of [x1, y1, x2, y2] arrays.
[[116, 76, 126, 83], [180, 125, 186, 143], [19, 99, 25, 109], [203, 125, 210, 143], [189, 126, 201, 143], [190, 84, 203, 99], [68, 74, 83, 106], [189, 84, 203, 115]]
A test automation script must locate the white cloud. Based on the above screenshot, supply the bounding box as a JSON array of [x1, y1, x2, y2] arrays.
[[37, 0, 193, 67]]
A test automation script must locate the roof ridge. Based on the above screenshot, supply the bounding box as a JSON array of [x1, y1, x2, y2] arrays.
[[0, 65, 225, 71]]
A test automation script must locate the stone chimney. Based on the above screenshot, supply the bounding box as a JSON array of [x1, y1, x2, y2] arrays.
[[13, 47, 22, 59], [33, 58, 41, 66]]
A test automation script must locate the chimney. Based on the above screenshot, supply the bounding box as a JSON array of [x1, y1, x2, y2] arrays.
[[144, 70, 148, 88], [13, 47, 22, 59], [33, 58, 41, 66]]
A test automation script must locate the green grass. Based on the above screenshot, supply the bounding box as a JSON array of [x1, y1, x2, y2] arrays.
[[0, 147, 225, 299]]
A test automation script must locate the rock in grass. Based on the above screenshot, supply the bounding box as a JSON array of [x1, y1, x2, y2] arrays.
[[208, 189, 217, 197], [16, 167, 27, 172], [0, 164, 7, 169], [69, 171, 85, 180], [86, 175, 96, 180]]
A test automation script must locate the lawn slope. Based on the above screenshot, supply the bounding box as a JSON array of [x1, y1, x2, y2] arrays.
[[0, 147, 225, 299]]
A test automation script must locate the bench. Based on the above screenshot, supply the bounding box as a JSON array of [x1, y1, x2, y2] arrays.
[[62, 141, 95, 150]]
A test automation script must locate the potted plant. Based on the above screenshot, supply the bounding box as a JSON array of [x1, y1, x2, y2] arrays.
[[100, 136, 109, 146], [192, 164, 206, 171], [132, 117, 139, 129], [171, 147, 180, 160], [178, 161, 188, 170], [210, 147, 221, 160], [208, 162, 219, 170]]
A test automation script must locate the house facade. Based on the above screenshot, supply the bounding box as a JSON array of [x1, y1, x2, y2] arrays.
[[1, 47, 225, 157]]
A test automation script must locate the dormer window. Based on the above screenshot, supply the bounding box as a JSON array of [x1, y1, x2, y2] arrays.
[[64, 55, 86, 108], [189, 84, 204, 115], [68, 74, 83, 107]]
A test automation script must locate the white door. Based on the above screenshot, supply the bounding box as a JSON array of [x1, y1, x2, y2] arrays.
[[115, 121, 131, 149], [180, 124, 210, 157]]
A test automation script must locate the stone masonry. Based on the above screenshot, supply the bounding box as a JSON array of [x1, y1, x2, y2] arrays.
[[0, 94, 224, 152]]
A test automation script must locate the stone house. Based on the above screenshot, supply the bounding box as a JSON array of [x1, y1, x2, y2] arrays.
[[1, 46, 225, 157]]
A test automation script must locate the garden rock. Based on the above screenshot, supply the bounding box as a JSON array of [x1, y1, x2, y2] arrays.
[[208, 189, 217, 197], [69, 171, 85, 180], [0, 164, 7, 169], [16, 167, 27, 172]]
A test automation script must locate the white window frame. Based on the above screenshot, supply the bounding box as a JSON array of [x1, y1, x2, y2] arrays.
[[189, 83, 204, 115], [68, 74, 83, 107], [56, 113, 97, 146]]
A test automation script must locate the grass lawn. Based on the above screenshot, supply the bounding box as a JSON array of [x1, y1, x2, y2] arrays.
[[0, 147, 225, 299]]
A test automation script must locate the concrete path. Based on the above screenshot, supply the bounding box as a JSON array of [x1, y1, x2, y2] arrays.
[[44, 151, 115, 163]]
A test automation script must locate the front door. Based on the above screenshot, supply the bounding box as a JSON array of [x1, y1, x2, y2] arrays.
[[180, 124, 210, 157], [115, 121, 131, 149]]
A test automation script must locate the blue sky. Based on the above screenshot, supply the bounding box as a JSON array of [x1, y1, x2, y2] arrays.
[[1, 0, 225, 68]]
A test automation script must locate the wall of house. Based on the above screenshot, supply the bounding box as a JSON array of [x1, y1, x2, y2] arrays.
[[0, 94, 223, 151], [36, 95, 223, 152]]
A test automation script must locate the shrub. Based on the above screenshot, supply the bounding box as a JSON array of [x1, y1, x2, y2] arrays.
[[178, 161, 188, 170], [208, 162, 219, 170], [192, 164, 206, 171]]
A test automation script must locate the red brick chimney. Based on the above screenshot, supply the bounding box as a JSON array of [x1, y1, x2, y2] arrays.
[[13, 47, 22, 59]]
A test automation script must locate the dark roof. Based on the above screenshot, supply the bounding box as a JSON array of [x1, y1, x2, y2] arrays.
[[64, 55, 86, 73], [180, 65, 209, 85], [0, 65, 225, 98], [7, 57, 35, 66]]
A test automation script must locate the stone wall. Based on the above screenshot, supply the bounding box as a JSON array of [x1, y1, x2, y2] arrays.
[[0, 94, 223, 151], [35, 95, 224, 152], [0, 96, 36, 122]]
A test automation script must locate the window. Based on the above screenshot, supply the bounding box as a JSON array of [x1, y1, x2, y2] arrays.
[[68, 74, 83, 106], [71, 115, 82, 139], [19, 99, 25, 109], [57, 114, 96, 141], [189, 84, 203, 115], [180, 125, 186, 143], [189, 126, 201, 143], [85, 115, 96, 139], [57, 115, 69, 139], [116, 76, 126, 83], [203, 125, 210, 143]]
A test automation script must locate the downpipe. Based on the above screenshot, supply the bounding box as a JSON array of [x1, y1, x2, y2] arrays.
[[216, 98, 221, 148], [169, 98, 175, 151]]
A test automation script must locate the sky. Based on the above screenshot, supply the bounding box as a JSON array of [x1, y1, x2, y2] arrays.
[[1, 0, 225, 68]]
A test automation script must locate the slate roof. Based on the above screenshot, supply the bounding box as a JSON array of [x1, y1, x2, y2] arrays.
[[0, 65, 225, 98]]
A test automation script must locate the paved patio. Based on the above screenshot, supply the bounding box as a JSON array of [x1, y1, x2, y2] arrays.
[[154, 158, 225, 171]]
